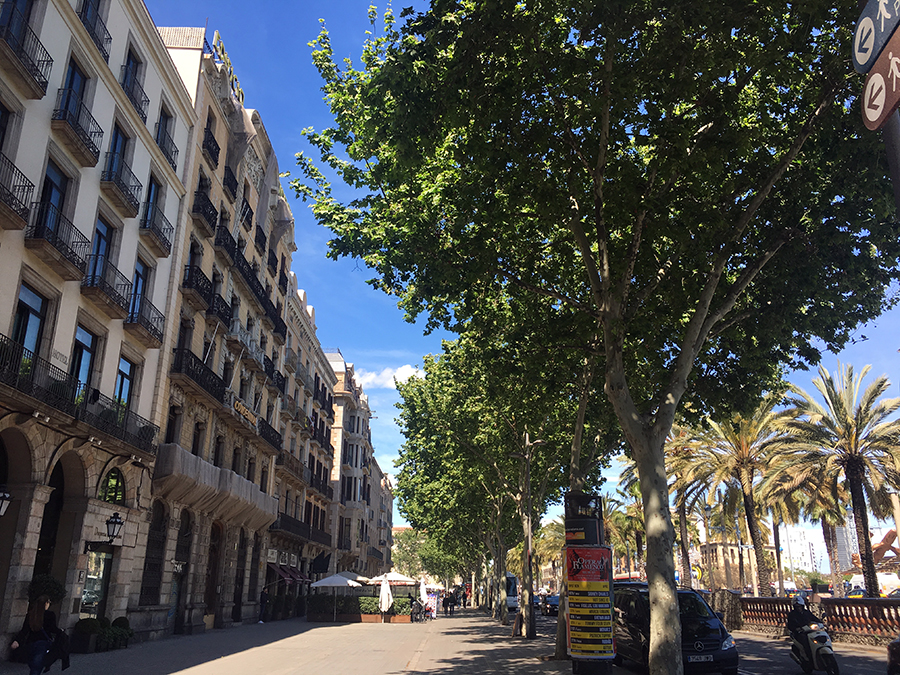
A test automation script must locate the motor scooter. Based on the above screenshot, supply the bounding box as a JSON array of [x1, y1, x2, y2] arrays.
[[789, 621, 840, 675]]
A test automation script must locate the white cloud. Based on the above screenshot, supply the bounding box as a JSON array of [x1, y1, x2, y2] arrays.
[[356, 365, 422, 389]]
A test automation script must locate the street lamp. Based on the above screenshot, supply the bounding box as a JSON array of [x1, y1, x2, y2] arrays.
[[0, 485, 11, 517], [84, 512, 125, 553], [703, 504, 713, 590]]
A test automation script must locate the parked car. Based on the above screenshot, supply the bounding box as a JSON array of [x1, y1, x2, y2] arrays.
[[888, 634, 900, 675], [847, 587, 870, 598], [613, 582, 738, 675], [540, 594, 559, 616]]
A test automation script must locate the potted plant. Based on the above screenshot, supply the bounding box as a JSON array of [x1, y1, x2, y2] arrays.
[[28, 574, 66, 604], [71, 618, 101, 654]]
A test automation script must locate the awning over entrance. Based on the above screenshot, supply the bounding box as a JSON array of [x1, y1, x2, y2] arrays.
[[281, 565, 309, 583], [268, 562, 293, 583]]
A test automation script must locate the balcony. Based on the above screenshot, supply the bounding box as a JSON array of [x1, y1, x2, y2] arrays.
[[170, 348, 226, 406], [191, 190, 217, 237], [278, 270, 288, 296], [77, 1, 110, 63], [202, 127, 219, 167], [206, 293, 231, 327], [78, 386, 159, 455], [0, 2, 52, 99], [119, 65, 148, 123], [223, 165, 237, 201], [154, 123, 178, 171], [269, 512, 311, 541], [297, 367, 313, 395], [213, 225, 236, 263], [139, 202, 173, 258], [267, 249, 278, 277], [299, 415, 314, 440], [154, 443, 277, 533], [0, 152, 33, 230], [0, 334, 157, 453], [254, 224, 266, 254], [368, 546, 384, 562], [225, 318, 252, 352], [232, 247, 267, 311], [273, 371, 285, 394], [100, 152, 141, 217], [239, 198, 253, 231], [125, 294, 164, 348], [283, 348, 297, 372], [275, 451, 309, 485], [181, 265, 211, 312], [81, 255, 131, 319], [257, 417, 282, 451], [24, 203, 89, 279], [51, 89, 102, 167], [309, 526, 331, 547]]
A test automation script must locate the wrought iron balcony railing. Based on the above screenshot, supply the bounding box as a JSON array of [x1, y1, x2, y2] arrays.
[[182, 264, 212, 302], [202, 127, 219, 167], [25, 202, 89, 273], [154, 123, 178, 171], [257, 417, 282, 451], [223, 165, 238, 201], [82, 254, 131, 313], [263, 355, 275, 381], [171, 348, 226, 404], [269, 512, 310, 540], [77, 0, 110, 62], [254, 223, 266, 253], [207, 293, 231, 326], [0, 151, 33, 220], [52, 88, 103, 162], [140, 202, 173, 256], [191, 190, 217, 234], [239, 198, 253, 231], [0, 333, 158, 453], [267, 248, 278, 276], [213, 224, 236, 261], [273, 371, 285, 394], [119, 65, 148, 123], [278, 270, 288, 295], [0, 2, 52, 94], [101, 152, 141, 212], [126, 294, 164, 344]]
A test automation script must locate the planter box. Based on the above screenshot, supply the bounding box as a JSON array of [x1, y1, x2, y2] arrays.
[[388, 614, 411, 623], [70, 633, 97, 654], [360, 614, 380, 623]]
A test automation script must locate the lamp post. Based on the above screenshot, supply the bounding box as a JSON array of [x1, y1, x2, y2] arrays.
[[84, 512, 125, 553], [703, 504, 714, 590], [0, 485, 11, 517]]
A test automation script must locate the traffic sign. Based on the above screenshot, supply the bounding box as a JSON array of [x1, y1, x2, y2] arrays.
[[862, 26, 900, 130], [854, 0, 900, 73]]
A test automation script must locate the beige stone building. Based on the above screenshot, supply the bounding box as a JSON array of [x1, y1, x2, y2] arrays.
[[0, 0, 194, 642]]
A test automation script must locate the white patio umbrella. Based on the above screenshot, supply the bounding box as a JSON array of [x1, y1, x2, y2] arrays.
[[311, 574, 362, 621], [337, 570, 370, 583], [368, 571, 417, 585], [379, 577, 394, 623], [419, 578, 428, 606]]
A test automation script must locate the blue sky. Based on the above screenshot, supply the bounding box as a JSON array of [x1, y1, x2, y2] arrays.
[[147, 1, 900, 531]]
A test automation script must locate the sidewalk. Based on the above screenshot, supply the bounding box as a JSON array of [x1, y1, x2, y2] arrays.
[[0, 609, 575, 675]]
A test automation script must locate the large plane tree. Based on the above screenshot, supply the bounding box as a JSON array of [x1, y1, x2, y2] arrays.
[[294, 2, 900, 672]]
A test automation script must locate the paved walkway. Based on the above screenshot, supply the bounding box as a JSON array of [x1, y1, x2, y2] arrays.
[[0, 609, 574, 675]]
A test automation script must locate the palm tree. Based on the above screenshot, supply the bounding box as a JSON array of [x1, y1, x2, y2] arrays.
[[780, 363, 900, 597], [679, 393, 788, 595], [534, 518, 565, 588]]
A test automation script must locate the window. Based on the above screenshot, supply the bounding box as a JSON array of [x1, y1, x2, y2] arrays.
[[0, 100, 10, 152], [130, 257, 149, 316], [156, 108, 171, 144], [88, 216, 112, 278], [38, 159, 68, 233], [190, 421, 204, 456], [62, 59, 88, 116], [113, 355, 135, 409], [12, 283, 47, 354], [139, 501, 166, 606], [145, 175, 161, 223], [123, 49, 141, 88], [109, 124, 128, 167], [98, 468, 125, 505], [70, 325, 97, 387]]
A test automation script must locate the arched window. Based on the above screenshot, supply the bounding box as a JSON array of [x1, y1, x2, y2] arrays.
[[99, 468, 125, 505]]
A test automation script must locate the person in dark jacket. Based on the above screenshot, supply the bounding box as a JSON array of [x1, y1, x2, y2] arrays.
[[9, 595, 68, 674], [786, 596, 819, 664]]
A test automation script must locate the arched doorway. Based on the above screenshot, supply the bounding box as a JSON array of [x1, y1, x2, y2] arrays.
[[204, 522, 223, 627], [34, 463, 64, 578], [0, 429, 31, 616]]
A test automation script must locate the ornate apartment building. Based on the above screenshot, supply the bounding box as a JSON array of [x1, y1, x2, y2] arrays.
[[327, 350, 393, 576], [0, 0, 392, 646], [0, 0, 192, 643]]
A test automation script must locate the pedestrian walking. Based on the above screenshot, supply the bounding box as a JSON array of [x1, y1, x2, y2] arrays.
[[461, 590, 468, 608], [442, 593, 450, 616], [258, 588, 269, 623], [9, 595, 69, 674]]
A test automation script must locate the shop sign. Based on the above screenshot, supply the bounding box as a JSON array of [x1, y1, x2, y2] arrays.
[[290, 553, 298, 567], [211, 30, 245, 104], [565, 546, 614, 660], [279, 551, 288, 565], [234, 397, 256, 425], [267, 549, 278, 563]]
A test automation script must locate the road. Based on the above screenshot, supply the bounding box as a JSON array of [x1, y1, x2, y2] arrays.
[[0, 609, 886, 675]]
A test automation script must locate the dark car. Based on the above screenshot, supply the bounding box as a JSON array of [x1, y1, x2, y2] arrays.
[[889, 634, 900, 675], [540, 594, 559, 616], [613, 582, 738, 675]]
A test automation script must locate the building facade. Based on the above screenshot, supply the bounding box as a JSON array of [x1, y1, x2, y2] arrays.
[[0, 0, 193, 642]]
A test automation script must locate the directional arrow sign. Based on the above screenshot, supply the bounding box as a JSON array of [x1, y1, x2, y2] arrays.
[[855, 0, 900, 73], [862, 27, 900, 130]]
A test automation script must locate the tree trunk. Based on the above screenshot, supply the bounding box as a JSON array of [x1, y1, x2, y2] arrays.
[[631, 431, 684, 675], [772, 516, 785, 596], [847, 464, 879, 596], [740, 472, 771, 595], [678, 502, 692, 588], [821, 521, 843, 599]]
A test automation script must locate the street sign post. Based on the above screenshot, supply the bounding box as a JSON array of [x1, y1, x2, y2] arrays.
[[855, 0, 900, 73], [566, 546, 615, 662], [862, 26, 900, 130]]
